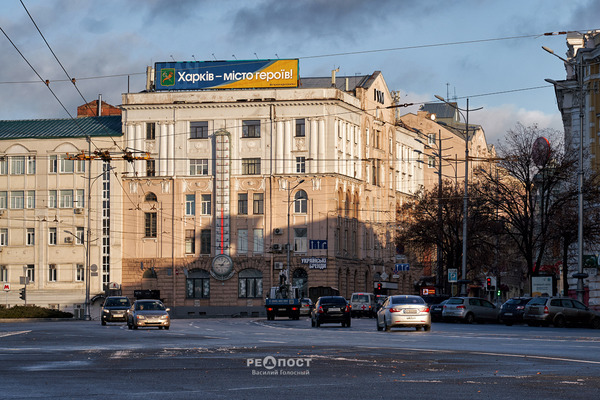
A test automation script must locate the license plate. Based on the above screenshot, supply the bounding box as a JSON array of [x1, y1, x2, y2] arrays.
[[405, 309, 417, 314], [328, 307, 340, 312], [113, 314, 123, 317], [406, 316, 416, 320], [504, 312, 513, 316]]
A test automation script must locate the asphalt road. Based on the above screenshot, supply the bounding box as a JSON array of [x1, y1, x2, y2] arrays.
[[1, 317, 600, 399]]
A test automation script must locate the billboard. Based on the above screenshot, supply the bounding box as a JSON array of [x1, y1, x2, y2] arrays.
[[154, 59, 299, 91]]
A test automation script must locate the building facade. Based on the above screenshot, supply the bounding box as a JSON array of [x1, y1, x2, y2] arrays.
[[119, 68, 424, 316]]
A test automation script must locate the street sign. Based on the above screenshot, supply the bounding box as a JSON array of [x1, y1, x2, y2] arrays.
[[2, 283, 10, 292], [309, 240, 328, 250], [448, 269, 458, 283], [394, 263, 409, 273]]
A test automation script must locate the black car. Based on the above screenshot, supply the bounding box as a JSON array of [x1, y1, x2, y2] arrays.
[[499, 297, 532, 326], [101, 296, 131, 325], [430, 299, 448, 322], [311, 296, 351, 328]]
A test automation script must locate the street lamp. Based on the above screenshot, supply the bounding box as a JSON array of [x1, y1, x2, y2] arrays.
[[286, 178, 305, 294], [65, 229, 90, 320], [434, 95, 482, 296], [543, 45, 587, 302]]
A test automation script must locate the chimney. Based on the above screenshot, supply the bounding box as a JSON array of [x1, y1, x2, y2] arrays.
[[331, 68, 339, 87], [97, 94, 102, 116]]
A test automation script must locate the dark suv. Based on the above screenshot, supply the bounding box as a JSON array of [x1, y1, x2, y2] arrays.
[[311, 296, 351, 328], [101, 296, 131, 325], [523, 297, 600, 328]]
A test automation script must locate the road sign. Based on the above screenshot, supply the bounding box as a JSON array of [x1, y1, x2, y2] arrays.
[[309, 240, 328, 250], [2, 283, 10, 292], [394, 263, 409, 273], [448, 269, 458, 283]]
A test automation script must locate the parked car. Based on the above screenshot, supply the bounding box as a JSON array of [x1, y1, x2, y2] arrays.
[[523, 297, 600, 328], [499, 297, 532, 326], [311, 296, 351, 327], [442, 297, 499, 324], [127, 299, 171, 330], [101, 296, 131, 325], [300, 298, 314, 316], [350, 292, 376, 318], [376, 295, 431, 331], [430, 299, 448, 322]]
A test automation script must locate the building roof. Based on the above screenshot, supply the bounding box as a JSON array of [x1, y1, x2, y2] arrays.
[[299, 74, 371, 91], [0, 116, 122, 140], [420, 102, 459, 120]]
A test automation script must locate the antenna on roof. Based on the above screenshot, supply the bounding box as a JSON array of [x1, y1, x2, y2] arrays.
[[212, 53, 217, 60], [232, 54, 237, 60], [254, 53, 259, 59], [275, 54, 279, 59], [192, 55, 197, 61], [446, 83, 450, 101]]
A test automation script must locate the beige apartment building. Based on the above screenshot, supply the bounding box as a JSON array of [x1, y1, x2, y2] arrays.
[[119, 68, 424, 316], [0, 115, 123, 317]]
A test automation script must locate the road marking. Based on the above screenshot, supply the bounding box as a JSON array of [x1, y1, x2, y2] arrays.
[[259, 340, 287, 344], [0, 330, 30, 338]]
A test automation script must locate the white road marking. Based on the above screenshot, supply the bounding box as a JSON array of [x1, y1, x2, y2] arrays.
[[0, 330, 31, 338]]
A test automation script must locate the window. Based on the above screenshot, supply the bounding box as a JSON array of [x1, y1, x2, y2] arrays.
[[186, 269, 210, 298], [75, 159, 85, 173], [242, 120, 260, 138], [0, 191, 6, 209], [48, 190, 57, 208], [146, 160, 155, 177], [60, 155, 74, 173], [49, 227, 57, 245], [145, 212, 157, 238], [428, 133, 436, 145], [49, 155, 57, 173], [145, 192, 157, 202], [238, 269, 262, 298], [60, 190, 73, 208], [253, 229, 263, 254], [146, 123, 156, 140], [0, 265, 7, 282], [238, 193, 248, 215], [26, 265, 35, 283], [10, 191, 24, 209], [75, 189, 84, 208], [185, 229, 195, 254], [296, 157, 306, 173], [237, 229, 248, 254], [26, 228, 35, 245], [294, 190, 307, 213], [201, 194, 211, 215], [190, 121, 209, 139], [48, 264, 57, 282], [76, 227, 84, 245], [200, 229, 211, 255], [190, 159, 209, 175], [295, 119, 305, 137], [27, 156, 36, 174], [185, 194, 195, 216], [253, 193, 264, 214], [0, 157, 7, 174], [26, 190, 35, 209], [0, 228, 7, 246], [427, 156, 436, 168], [10, 156, 25, 175], [294, 228, 307, 253], [242, 158, 261, 175], [76, 264, 84, 281]]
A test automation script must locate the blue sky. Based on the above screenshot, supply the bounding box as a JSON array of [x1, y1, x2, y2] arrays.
[[1, 0, 598, 145]]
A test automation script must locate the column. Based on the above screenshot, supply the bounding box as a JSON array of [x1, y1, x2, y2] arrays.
[[159, 122, 168, 176], [310, 118, 318, 174]]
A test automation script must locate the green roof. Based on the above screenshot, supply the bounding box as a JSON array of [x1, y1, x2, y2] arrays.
[[0, 116, 122, 140]]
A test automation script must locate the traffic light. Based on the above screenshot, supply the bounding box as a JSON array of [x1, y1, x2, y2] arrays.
[[497, 289, 501, 297], [377, 282, 382, 291], [19, 287, 26, 301], [486, 277, 492, 291]]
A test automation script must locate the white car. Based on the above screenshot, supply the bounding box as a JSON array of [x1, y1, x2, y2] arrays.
[[376, 295, 431, 331]]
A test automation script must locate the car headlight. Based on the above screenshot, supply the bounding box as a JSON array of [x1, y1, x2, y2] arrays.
[[136, 315, 146, 320], [103, 309, 110, 314], [160, 315, 169, 320]]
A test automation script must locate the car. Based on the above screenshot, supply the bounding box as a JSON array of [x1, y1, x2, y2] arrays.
[[350, 292, 376, 318], [499, 297, 532, 326], [376, 295, 431, 331], [300, 298, 314, 316], [430, 299, 448, 322], [311, 296, 352, 327], [375, 295, 388, 311], [523, 297, 600, 328], [442, 297, 499, 324], [127, 299, 171, 330], [101, 296, 131, 325]]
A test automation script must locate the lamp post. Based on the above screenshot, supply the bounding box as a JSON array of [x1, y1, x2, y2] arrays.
[[434, 95, 482, 296], [286, 179, 305, 293], [543, 45, 587, 302]]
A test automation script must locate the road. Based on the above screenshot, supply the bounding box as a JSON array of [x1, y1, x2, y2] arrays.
[[1, 317, 600, 399]]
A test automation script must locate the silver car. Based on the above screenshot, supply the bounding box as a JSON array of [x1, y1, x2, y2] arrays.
[[127, 299, 171, 330], [442, 297, 499, 324], [523, 297, 600, 328], [376, 295, 431, 331]]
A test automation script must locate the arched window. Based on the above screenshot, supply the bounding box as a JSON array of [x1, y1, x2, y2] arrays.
[[238, 269, 263, 298], [145, 192, 157, 202], [294, 190, 307, 214], [186, 269, 210, 299]]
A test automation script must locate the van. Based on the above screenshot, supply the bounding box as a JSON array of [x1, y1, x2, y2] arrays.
[[350, 292, 376, 318]]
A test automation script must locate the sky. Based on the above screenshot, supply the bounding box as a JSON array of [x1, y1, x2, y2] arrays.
[[0, 0, 598, 146]]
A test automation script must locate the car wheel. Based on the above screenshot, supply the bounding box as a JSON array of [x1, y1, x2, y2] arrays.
[[590, 318, 600, 329], [127, 321, 132, 330], [384, 320, 390, 332], [346, 319, 351, 328], [165, 326, 170, 330], [554, 315, 566, 328], [316, 319, 320, 327], [463, 313, 474, 324], [101, 320, 106, 326], [133, 322, 138, 330], [158, 326, 163, 330], [311, 319, 315, 327], [376, 318, 383, 331], [424, 325, 431, 332]]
